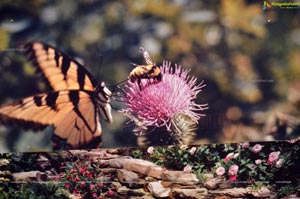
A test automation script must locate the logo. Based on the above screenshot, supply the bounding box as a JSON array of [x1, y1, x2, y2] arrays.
[[263, 0, 300, 10]]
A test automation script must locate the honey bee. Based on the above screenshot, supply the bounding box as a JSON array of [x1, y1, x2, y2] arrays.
[[129, 47, 162, 90]]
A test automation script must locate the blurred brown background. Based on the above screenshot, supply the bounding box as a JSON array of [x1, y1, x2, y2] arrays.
[[0, 0, 299, 152]]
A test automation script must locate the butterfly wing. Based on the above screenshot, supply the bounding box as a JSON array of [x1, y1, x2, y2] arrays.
[[0, 90, 105, 149], [24, 42, 98, 91]]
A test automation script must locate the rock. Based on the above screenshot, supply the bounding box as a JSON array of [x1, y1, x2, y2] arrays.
[[13, 171, 47, 182], [117, 169, 145, 188], [218, 181, 234, 189], [148, 181, 171, 198], [106, 148, 121, 154], [107, 157, 132, 168], [204, 177, 224, 190], [251, 186, 272, 198], [209, 187, 249, 197], [161, 170, 199, 185], [36, 154, 51, 171], [69, 194, 81, 199], [214, 196, 231, 199], [124, 159, 163, 179], [172, 188, 208, 199], [100, 168, 117, 175], [118, 186, 149, 197]]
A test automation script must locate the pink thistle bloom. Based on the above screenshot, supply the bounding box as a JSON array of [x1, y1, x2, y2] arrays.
[[224, 152, 235, 163], [147, 146, 154, 154], [228, 165, 239, 176], [251, 144, 263, 153], [267, 151, 281, 165], [121, 61, 208, 135], [183, 165, 193, 172], [216, 166, 225, 176]]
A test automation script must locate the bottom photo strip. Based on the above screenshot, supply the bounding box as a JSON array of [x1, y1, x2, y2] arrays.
[[0, 140, 299, 199]]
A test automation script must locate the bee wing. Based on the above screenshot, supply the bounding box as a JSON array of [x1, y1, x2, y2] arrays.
[[139, 47, 153, 65]]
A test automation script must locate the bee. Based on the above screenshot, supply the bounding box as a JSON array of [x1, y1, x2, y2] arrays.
[[129, 47, 162, 90]]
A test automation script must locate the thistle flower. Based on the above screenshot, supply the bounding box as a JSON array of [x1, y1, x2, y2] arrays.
[[121, 61, 208, 145]]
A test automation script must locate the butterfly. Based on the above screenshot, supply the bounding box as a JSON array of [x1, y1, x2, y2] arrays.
[[129, 47, 162, 90], [0, 42, 113, 150]]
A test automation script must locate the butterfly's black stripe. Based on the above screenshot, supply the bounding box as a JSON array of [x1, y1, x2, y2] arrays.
[[34, 96, 43, 107], [77, 66, 86, 90], [54, 50, 60, 67], [68, 91, 95, 133], [45, 92, 59, 110], [61, 56, 71, 80], [42, 43, 49, 51]]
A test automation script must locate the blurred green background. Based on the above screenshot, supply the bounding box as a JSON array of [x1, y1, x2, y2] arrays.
[[0, 0, 299, 152]]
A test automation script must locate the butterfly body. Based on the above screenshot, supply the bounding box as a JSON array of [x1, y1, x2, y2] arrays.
[[0, 42, 112, 149]]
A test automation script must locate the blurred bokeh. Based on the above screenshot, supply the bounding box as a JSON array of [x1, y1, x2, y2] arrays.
[[0, 0, 299, 152]]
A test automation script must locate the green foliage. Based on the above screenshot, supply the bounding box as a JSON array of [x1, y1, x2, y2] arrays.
[[7, 153, 40, 172], [140, 141, 300, 197], [130, 149, 144, 159], [56, 157, 118, 198], [0, 182, 70, 199]]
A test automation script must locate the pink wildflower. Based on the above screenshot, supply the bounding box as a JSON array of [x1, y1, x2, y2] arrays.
[[228, 165, 239, 176], [183, 165, 192, 172], [107, 190, 114, 196], [121, 61, 208, 135], [79, 168, 86, 175], [73, 176, 80, 182], [255, 159, 262, 165], [189, 147, 197, 155], [80, 181, 86, 187], [92, 192, 97, 198], [275, 159, 284, 168], [224, 152, 235, 163], [216, 166, 225, 176], [241, 142, 249, 148], [251, 144, 263, 153], [147, 146, 154, 154], [267, 151, 281, 165], [70, 168, 77, 173], [233, 153, 239, 159], [229, 175, 237, 182], [90, 184, 96, 190], [64, 182, 70, 189]]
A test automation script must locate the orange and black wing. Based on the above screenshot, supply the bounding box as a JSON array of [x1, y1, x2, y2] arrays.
[[0, 90, 103, 149], [24, 42, 98, 91]]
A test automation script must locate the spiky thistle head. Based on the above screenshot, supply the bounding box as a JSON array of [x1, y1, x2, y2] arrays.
[[120, 61, 208, 145]]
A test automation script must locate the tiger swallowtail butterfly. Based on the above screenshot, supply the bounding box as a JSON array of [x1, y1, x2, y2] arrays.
[[0, 42, 113, 150]]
